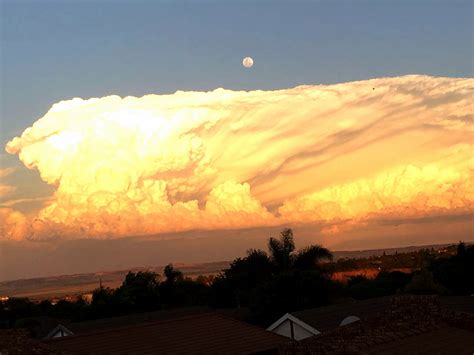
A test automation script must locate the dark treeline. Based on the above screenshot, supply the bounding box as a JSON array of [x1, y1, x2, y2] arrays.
[[327, 244, 461, 272], [1, 229, 473, 335]]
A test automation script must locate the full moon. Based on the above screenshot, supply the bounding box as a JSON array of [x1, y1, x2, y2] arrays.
[[242, 57, 254, 68]]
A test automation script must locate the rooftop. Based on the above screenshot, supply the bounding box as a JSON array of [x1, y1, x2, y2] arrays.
[[290, 297, 392, 332], [281, 295, 474, 354], [0, 329, 55, 354], [47, 312, 289, 354]]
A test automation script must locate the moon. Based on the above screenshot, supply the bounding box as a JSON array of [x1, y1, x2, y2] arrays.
[[242, 57, 254, 68]]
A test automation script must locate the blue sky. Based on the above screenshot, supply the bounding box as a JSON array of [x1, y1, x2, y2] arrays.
[[1, 0, 473, 155]]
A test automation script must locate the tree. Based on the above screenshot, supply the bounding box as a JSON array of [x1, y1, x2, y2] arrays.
[[210, 249, 273, 308], [37, 300, 53, 315], [161, 278, 210, 308], [210, 229, 335, 312], [118, 271, 161, 311], [405, 269, 446, 295], [164, 264, 184, 285], [196, 275, 215, 286], [293, 245, 333, 271], [251, 270, 332, 325], [209, 274, 236, 308], [268, 228, 295, 272], [160, 265, 210, 308], [457, 241, 466, 256], [431, 242, 474, 295], [4, 298, 36, 320], [268, 228, 332, 272], [347, 271, 412, 300]]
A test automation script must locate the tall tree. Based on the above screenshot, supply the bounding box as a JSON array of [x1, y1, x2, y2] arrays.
[[293, 245, 333, 270], [268, 228, 295, 272], [268, 228, 332, 271], [164, 264, 184, 285], [119, 271, 161, 311]]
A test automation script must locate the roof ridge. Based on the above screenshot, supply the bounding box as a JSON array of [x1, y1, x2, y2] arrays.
[[47, 311, 221, 342], [48, 310, 290, 346]]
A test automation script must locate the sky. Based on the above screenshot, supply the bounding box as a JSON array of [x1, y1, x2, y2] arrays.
[[0, 0, 473, 280]]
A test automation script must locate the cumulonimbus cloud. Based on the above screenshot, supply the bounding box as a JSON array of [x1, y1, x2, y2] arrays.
[[3, 75, 473, 240]]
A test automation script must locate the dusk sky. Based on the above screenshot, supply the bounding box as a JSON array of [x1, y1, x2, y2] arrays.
[[1, 0, 473, 281]]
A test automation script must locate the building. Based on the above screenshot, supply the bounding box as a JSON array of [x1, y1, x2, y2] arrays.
[[0, 329, 54, 354], [46, 312, 289, 354], [267, 297, 391, 340], [45, 324, 74, 339], [41, 306, 216, 339], [280, 295, 474, 354]]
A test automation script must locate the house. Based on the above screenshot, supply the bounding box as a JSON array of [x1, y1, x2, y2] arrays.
[[0, 329, 56, 354], [268, 295, 474, 341], [44, 324, 74, 339], [281, 295, 474, 354], [46, 313, 289, 354], [439, 295, 474, 314], [267, 297, 391, 340], [266, 313, 320, 340], [40, 306, 212, 339]]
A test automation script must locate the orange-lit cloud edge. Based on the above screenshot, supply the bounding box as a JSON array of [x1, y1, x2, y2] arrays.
[[2, 75, 473, 242]]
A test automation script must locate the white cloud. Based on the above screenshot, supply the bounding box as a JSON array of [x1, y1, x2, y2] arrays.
[[3, 75, 473, 240]]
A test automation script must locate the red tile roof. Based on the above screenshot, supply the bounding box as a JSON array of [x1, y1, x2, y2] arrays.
[[281, 295, 474, 354], [290, 297, 392, 332], [0, 329, 57, 354], [369, 326, 474, 355], [67, 306, 212, 335], [47, 312, 288, 354]]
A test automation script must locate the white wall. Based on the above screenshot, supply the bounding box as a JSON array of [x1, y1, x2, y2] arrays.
[[271, 319, 316, 341], [52, 329, 65, 338]]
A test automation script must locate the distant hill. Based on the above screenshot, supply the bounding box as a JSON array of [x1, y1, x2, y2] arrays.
[[0, 243, 463, 300]]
